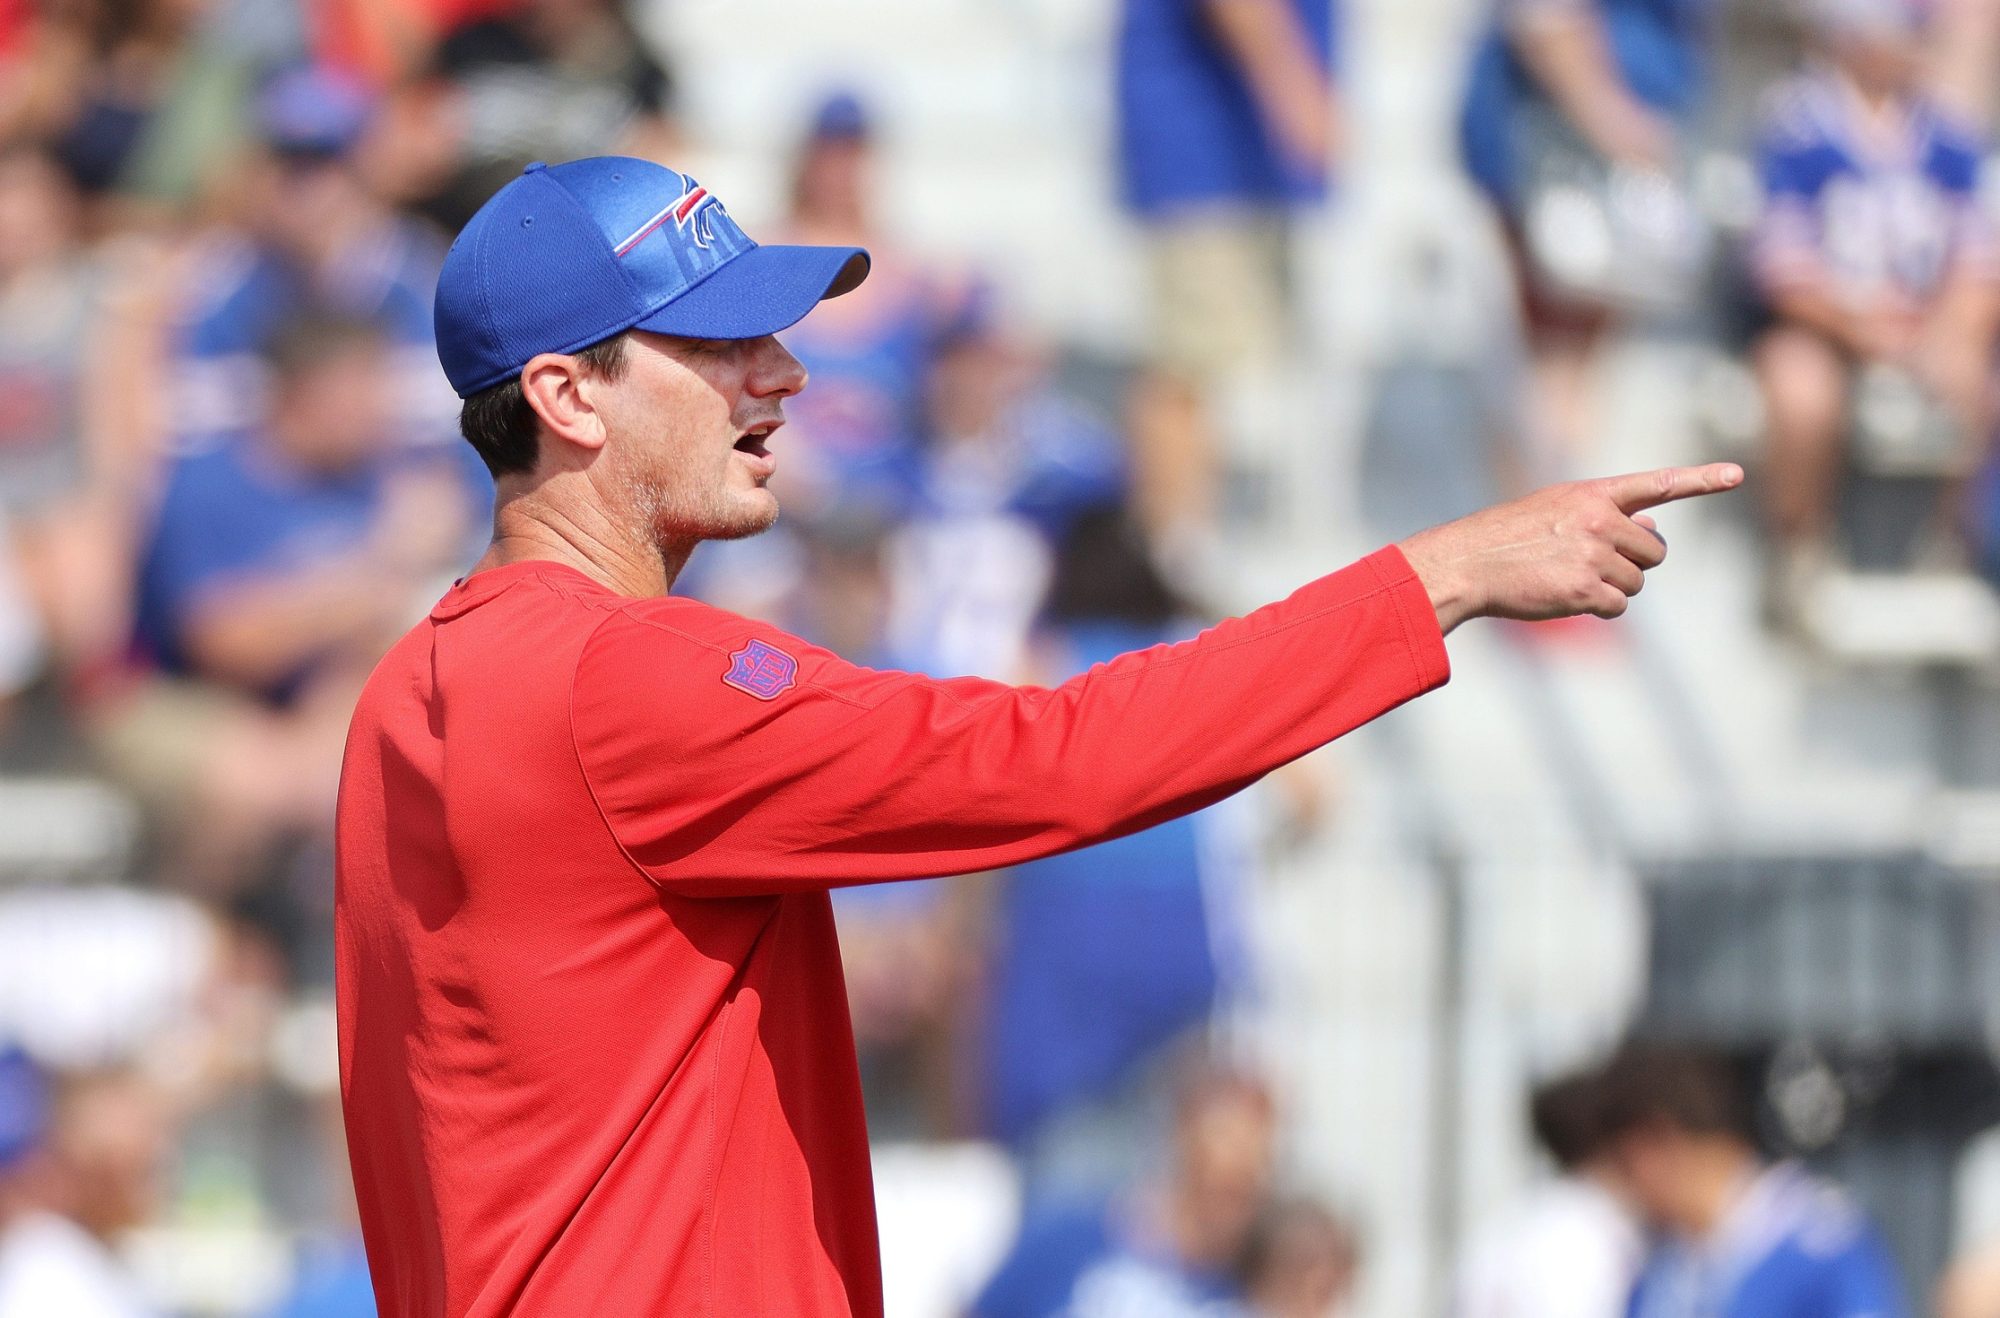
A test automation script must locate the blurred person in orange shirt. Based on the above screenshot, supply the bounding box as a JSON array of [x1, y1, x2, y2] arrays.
[[312, 0, 518, 87], [0, 1053, 173, 1318], [90, 310, 480, 898]]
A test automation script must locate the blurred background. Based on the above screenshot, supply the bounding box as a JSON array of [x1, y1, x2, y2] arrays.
[[5, 0, 2000, 1314]]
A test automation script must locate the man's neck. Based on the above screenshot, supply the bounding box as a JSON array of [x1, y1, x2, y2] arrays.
[[478, 489, 692, 598], [1682, 1144, 1761, 1240]]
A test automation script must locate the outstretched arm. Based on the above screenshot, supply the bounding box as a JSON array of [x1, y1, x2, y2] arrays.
[[573, 465, 1740, 897]]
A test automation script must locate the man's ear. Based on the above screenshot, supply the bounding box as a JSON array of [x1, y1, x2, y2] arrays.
[[520, 353, 607, 453]]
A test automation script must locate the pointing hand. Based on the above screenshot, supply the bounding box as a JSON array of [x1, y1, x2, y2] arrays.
[[1397, 464, 1744, 633]]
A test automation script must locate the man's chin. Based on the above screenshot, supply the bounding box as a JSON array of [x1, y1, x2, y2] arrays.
[[698, 496, 781, 543]]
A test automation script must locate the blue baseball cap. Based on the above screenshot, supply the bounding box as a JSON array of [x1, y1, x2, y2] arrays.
[[808, 90, 873, 142], [435, 157, 870, 398], [258, 64, 375, 158]]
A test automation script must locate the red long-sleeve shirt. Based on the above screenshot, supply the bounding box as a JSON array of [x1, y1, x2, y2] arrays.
[[334, 546, 1448, 1316]]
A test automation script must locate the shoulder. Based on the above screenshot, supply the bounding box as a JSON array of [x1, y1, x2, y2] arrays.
[[1745, 1166, 1895, 1282], [582, 596, 803, 671], [1918, 104, 1987, 188], [580, 597, 903, 708]]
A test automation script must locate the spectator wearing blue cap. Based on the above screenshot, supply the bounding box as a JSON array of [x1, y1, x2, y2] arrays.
[[1114, 0, 1339, 560], [166, 64, 453, 448], [759, 89, 983, 529]]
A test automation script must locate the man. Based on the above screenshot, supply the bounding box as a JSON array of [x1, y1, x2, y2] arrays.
[[334, 154, 1740, 1315], [1607, 1043, 1909, 1318]]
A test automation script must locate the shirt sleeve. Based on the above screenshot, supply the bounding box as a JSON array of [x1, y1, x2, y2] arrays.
[[1930, 123, 2000, 286], [571, 545, 1449, 897], [1751, 119, 1835, 296]]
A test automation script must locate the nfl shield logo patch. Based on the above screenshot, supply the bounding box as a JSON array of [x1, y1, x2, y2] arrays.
[[722, 639, 798, 701]]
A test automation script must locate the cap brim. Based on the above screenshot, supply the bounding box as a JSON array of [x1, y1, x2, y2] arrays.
[[634, 244, 870, 341]]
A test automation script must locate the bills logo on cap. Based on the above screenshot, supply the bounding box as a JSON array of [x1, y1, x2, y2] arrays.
[[614, 176, 729, 256], [722, 639, 798, 700]]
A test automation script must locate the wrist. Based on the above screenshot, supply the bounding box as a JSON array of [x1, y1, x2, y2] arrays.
[[1396, 534, 1481, 635]]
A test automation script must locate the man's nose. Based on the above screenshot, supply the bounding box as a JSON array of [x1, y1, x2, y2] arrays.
[[748, 336, 808, 398]]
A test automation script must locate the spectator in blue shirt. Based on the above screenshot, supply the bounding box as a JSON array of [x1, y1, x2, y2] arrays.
[[1115, 0, 1338, 568], [1745, 0, 2000, 614], [978, 505, 1243, 1196], [1603, 1043, 1910, 1318], [93, 310, 481, 897]]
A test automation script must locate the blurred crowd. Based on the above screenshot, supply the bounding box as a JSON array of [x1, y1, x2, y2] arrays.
[[0, 0, 1994, 1314]]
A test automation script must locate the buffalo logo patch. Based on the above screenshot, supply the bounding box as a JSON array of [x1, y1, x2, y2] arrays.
[[722, 639, 798, 700]]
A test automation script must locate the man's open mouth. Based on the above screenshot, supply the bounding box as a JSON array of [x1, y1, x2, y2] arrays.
[[734, 424, 777, 458]]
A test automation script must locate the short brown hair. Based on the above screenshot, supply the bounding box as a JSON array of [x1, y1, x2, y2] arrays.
[[457, 334, 630, 478], [1597, 1041, 1753, 1142], [1529, 1069, 1613, 1171], [262, 309, 389, 385]]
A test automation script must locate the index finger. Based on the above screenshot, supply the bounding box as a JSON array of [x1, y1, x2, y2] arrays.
[[1600, 463, 1744, 514]]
